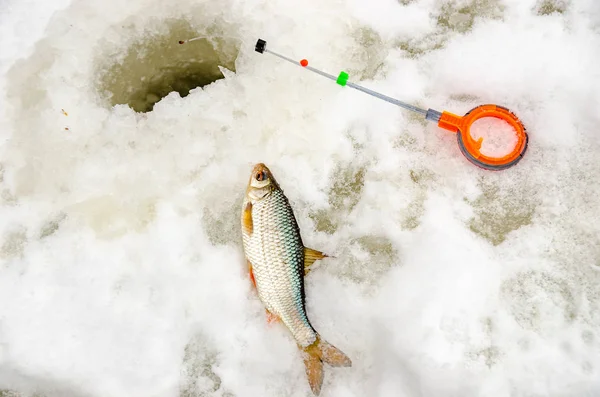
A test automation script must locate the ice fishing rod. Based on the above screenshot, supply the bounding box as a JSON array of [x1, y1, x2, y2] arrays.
[[254, 39, 528, 171]]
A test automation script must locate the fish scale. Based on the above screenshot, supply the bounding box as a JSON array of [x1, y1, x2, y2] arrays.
[[243, 188, 317, 347]]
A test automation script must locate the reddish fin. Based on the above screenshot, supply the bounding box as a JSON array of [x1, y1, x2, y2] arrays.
[[242, 201, 253, 235], [302, 348, 324, 396], [300, 335, 352, 395], [247, 260, 256, 289], [303, 247, 329, 276], [265, 309, 280, 324]]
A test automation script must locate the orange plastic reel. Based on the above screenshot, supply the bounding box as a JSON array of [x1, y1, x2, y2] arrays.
[[437, 104, 528, 171]]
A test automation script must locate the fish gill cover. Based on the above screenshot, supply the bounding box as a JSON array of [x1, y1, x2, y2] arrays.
[[0, 0, 599, 396]]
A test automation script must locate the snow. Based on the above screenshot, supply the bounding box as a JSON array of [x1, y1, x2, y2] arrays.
[[1, 0, 600, 396], [469, 117, 518, 158]]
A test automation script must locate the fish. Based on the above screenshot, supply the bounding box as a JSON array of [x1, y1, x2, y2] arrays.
[[240, 163, 352, 395]]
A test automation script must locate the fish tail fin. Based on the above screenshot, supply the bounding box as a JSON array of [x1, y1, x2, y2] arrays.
[[301, 335, 352, 395]]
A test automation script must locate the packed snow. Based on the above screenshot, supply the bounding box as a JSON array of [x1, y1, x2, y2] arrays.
[[1, 0, 600, 396]]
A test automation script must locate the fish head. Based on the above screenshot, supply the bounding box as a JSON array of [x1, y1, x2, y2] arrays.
[[246, 163, 280, 202]]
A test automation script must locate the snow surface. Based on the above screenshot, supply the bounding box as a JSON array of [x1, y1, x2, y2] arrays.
[[1, 0, 600, 396], [468, 118, 518, 158]]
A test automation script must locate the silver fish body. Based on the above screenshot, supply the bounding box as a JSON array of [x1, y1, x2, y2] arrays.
[[240, 163, 351, 396], [242, 184, 317, 346]]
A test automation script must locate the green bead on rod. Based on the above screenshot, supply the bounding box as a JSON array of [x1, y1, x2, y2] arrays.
[[336, 71, 349, 86]]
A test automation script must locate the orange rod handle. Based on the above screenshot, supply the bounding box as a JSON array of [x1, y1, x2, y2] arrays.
[[436, 104, 528, 168]]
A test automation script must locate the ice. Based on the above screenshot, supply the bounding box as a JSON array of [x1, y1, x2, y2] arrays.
[[1, 0, 600, 396]]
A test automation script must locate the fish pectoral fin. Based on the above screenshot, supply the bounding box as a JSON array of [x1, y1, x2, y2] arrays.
[[300, 335, 352, 395], [242, 202, 253, 235], [303, 247, 330, 275]]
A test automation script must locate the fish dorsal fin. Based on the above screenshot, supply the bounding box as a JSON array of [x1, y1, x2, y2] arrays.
[[303, 247, 328, 275]]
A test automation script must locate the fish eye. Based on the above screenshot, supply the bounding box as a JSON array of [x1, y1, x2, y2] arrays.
[[255, 171, 265, 181]]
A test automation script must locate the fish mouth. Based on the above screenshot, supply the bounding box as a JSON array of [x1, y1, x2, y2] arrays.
[[247, 162, 272, 194], [249, 163, 274, 185], [247, 163, 280, 197], [251, 163, 271, 175]]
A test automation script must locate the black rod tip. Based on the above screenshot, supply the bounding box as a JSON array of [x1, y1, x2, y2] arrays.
[[255, 39, 266, 53]]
